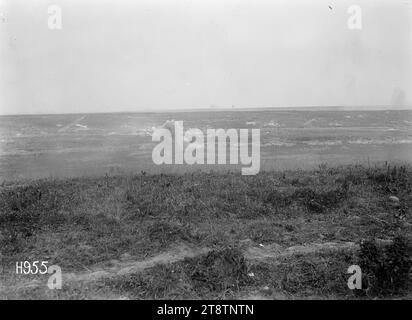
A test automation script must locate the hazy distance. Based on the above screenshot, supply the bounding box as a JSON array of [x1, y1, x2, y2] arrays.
[[0, 0, 411, 115]]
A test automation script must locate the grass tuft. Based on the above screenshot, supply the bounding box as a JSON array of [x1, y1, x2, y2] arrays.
[[358, 235, 411, 297]]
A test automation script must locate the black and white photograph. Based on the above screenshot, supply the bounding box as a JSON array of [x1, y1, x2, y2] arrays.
[[0, 0, 411, 305]]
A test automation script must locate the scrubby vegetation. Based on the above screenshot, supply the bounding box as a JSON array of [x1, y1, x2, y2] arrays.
[[103, 246, 251, 299], [357, 235, 411, 296], [1, 163, 411, 299]]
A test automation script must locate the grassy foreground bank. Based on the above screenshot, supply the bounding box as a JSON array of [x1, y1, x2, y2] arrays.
[[1, 164, 411, 299]]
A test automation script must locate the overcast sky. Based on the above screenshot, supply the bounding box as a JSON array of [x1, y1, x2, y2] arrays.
[[0, 0, 411, 115]]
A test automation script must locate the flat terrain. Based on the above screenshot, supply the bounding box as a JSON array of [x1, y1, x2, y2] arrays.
[[1, 109, 411, 180], [0, 164, 411, 299]]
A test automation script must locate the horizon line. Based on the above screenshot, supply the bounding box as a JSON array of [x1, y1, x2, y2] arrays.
[[1, 104, 411, 116]]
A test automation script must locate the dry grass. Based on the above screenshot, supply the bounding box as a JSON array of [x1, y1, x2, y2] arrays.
[[1, 163, 411, 299]]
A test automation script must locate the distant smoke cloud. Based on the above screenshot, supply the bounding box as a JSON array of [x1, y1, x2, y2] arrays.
[[391, 87, 406, 106]]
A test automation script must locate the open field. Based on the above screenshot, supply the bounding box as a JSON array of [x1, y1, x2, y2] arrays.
[[0, 163, 411, 299], [1, 109, 411, 180]]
